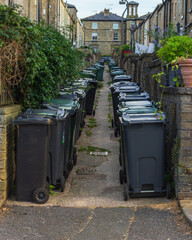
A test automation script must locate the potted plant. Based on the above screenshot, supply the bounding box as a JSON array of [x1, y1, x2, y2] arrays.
[[157, 35, 192, 87]]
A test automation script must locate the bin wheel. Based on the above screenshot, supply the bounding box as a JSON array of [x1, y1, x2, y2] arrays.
[[33, 188, 49, 204], [166, 182, 171, 199], [123, 184, 129, 201], [119, 153, 122, 166], [64, 169, 69, 179], [60, 176, 65, 192], [114, 127, 119, 137], [73, 147, 77, 165], [92, 109, 95, 116], [111, 119, 114, 128], [119, 169, 124, 185], [68, 161, 73, 171], [80, 120, 85, 128], [79, 129, 82, 137]]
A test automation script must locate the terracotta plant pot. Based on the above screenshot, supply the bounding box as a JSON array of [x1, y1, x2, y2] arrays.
[[179, 59, 192, 87]]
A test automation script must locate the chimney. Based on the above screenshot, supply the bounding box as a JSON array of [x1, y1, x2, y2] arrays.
[[104, 8, 110, 16]]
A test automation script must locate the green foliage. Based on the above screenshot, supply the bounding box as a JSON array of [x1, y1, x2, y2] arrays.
[[147, 23, 177, 51], [0, 4, 84, 109], [121, 44, 131, 51], [157, 36, 192, 63], [77, 145, 110, 153]]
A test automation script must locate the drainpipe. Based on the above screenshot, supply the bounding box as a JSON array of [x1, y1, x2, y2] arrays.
[[185, 0, 188, 29], [37, 0, 40, 23], [163, 0, 166, 33], [28, 0, 30, 18], [169, 0, 172, 24], [47, 0, 50, 25]]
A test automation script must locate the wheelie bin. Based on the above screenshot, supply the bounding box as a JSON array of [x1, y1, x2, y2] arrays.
[[110, 85, 141, 129], [94, 63, 105, 81], [119, 92, 151, 102], [82, 78, 98, 115], [118, 107, 158, 168], [22, 109, 69, 192], [43, 98, 80, 177], [113, 75, 132, 83], [80, 70, 96, 80], [119, 113, 169, 201], [14, 110, 60, 204]]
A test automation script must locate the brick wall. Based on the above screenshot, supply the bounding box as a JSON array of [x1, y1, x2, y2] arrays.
[[0, 105, 21, 207], [121, 54, 192, 199]]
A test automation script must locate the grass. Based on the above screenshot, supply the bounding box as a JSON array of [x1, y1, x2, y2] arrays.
[[86, 129, 92, 137], [87, 117, 97, 129], [97, 82, 104, 89], [107, 81, 112, 86], [108, 112, 113, 123], [77, 145, 111, 154], [108, 93, 112, 102]]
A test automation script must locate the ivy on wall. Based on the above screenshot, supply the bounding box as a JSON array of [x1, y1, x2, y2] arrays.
[[0, 4, 84, 109]]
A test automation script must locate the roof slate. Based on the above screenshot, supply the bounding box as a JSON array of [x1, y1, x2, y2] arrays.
[[129, 1, 139, 5], [82, 11, 124, 21]]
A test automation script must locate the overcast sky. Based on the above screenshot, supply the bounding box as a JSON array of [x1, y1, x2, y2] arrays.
[[65, 0, 163, 20]]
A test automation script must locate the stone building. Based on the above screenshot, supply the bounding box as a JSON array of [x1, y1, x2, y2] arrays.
[[82, 9, 123, 55], [82, 2, 144, 55], [0, 0, 84, 46], [132, 0, 192, 49]]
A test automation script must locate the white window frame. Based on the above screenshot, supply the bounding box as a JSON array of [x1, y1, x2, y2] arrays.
[[113, 23, 118, 29], [92, 33, 98, 41], [92, 23, 98, 29], [114, 32, 118, 42]]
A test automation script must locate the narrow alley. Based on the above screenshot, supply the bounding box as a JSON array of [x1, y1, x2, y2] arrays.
[[0, 67, 191, 240]]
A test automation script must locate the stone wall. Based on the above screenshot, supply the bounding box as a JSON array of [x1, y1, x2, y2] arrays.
[[121, 54, 192, 199], [82, 21, 121, 55], [0, 105, 21, 207]]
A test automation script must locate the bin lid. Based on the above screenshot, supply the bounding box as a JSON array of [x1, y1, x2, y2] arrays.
[[113, 75, 132, 81], [120, 100, 153, 108], [122, 113, 166, 124], [23, 108, 69, 120], [118, 107, 157, 115], [110, 81, 137, 89], [119, 94, 151, 102], [58, 92, 79, 101], [14, 116, 54, 125], [119, 91, 148, 97], [45, 99, 79, 109], [115, 86, 141, 93], [81, 78, 98, 84]]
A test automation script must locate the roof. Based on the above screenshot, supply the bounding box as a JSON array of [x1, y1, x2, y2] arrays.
[[81, 11, 124, 22], [67, 3, 76, 8], [128, 1, 139, 5]]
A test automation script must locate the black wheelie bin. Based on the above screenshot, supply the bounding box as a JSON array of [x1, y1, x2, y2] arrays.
[[119, 113, 169, 201], [43, 98, 79, 177], [22, 109, 69, 191], [14, 111, 57, 204]]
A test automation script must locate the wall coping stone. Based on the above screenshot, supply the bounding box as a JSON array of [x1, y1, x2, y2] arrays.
[[163, 87, 192, 95], [0, 105, 21, 115], [138, 53, 154, 61], [149, 58, 162, 68]]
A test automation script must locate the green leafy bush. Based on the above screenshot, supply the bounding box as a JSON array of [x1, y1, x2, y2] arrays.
[[157, 36, 192, 63], [0, 4, 84, 109]]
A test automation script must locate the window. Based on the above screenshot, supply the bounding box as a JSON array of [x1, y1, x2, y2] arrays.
[[130, 21, 135, 27], [92, 23, 98, 29], [113, 23, 118, 29], [133, 7, 136, 16], [92, 33, 98, 41], [114, 33, 118, 41]]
